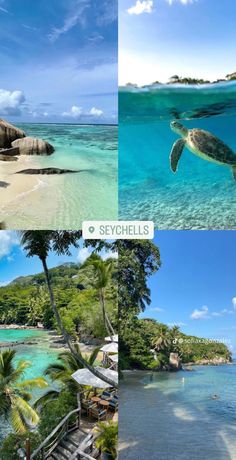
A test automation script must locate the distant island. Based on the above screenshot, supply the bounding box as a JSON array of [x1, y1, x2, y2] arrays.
[[125, 71, 236, 87]]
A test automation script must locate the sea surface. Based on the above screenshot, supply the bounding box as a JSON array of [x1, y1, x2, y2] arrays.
[[119, 81, 236, 229], [0, 329, 59, 443], [119, 367, 236, 460], [2, 123, 118, 228]]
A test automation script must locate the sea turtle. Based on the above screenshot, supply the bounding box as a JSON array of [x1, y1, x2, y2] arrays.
[[170, 121, 236, 180]]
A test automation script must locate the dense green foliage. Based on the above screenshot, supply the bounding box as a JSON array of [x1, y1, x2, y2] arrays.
[[120, 318, 232, 370], [38, 390, 78, 439], [0, 432, 40, 460], [0, 261, 117, 339]]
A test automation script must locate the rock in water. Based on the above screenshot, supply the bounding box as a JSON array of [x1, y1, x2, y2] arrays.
[[16, 167, 79, 175], [12, 137, 55, 155], [0, 147, 20, 156], [0, 154, 18, 161], [169, 353, 182, 371], [0, 119, 26, 148]]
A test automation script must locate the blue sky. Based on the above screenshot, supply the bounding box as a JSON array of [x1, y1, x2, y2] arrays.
[[119, 0, 236, 85], [0, 0, 117, 123], [141, 231, 236, 354], [0, 232, 117, 284]]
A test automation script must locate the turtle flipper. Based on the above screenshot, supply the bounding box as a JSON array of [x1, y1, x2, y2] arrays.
[[232, 165, 236, 181], [170, 139, 185, 173]]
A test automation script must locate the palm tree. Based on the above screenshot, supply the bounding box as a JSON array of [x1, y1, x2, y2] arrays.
[[81, 254, 116, 338], [20, 231, 117, 388], [0, 349, 47, 434], [152, 326, 170, 352], [35, 345, 100, 408]]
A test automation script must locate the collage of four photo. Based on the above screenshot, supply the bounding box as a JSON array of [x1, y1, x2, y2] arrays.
[[0, 1, 235, 459]]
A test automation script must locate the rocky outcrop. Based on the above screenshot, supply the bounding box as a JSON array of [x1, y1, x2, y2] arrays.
[[0, 181, 9, 188], [0, 119, 25, 148], [12, 137, 54, 155], [0, 147, 20, 156], [169, 353, 182, 371], [16, 167, 79, 175], [0, 154, 18, 161], [185, 357, 231, 366]]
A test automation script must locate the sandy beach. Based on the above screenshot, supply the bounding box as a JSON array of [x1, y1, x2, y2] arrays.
[[0, 155, 68, 229]]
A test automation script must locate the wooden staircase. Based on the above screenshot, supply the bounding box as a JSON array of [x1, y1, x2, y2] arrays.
[[31, 409, 100, 460]]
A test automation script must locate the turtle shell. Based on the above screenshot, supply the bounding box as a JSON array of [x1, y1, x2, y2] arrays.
[[189, 129, 236, 165]]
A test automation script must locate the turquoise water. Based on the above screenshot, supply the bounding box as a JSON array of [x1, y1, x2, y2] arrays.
[[119, 82, 236, 229], [0, 329, 59, 443], [4, 123, 118, 229], [119, 367, 236, 459]]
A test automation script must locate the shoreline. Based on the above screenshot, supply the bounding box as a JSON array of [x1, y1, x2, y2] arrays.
[[119, 370, 236, 460]]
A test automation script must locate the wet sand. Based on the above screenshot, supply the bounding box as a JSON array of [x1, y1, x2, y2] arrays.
[[119, 371, 236, 460], [0, 156, 65, 229]]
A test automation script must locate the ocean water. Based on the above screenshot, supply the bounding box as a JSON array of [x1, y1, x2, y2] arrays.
[[0, 329, 59, 443], [3, 123, 118, 229], [119, 82, 236, 229], [119, 367, 236, 460]]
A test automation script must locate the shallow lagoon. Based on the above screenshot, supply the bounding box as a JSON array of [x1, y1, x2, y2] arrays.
[[0, 329, 59, 443], [119, 366, 236, 460]]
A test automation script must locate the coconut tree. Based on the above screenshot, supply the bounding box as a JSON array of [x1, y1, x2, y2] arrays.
[[81, 254, 116, 338], [34, 344, 100, 408], [20, 231, 117, 388], [152, 325, 170, 352], [0, 349, 47, 434]]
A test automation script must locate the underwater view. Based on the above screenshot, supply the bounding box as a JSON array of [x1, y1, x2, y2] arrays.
[[119, 81, 236, 229], [0, 123, 118, 229]]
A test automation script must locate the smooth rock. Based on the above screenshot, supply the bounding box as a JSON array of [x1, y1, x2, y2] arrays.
[[0, 154, 18, 162], [0, 119, 25, 148], [12, 137, 55, 155], [0, 147, 20, 156], [169, 352, 182, 370], [16, 167, 79, 175]]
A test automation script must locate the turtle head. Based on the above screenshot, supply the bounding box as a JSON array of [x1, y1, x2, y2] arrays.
[[171, 121, 188, 138]]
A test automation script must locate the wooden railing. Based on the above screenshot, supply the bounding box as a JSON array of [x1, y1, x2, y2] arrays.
[[31, 408, 82, 459], [69, 432, 101, 460]]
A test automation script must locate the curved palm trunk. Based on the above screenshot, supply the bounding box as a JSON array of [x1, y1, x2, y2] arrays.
[[100, 288, 115, 338], [41, 258, 117, 388]]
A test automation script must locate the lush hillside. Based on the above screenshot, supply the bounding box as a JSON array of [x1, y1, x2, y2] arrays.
[[0, 261, 117, 339], [120, 318, 232, 370]]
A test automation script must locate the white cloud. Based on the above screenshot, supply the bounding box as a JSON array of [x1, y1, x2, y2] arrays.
[[167, 0, 196, 4], [150, 307, 164, 312], [77, 247, 92, 264], [190, 305, 209, 320], [232, 297, 236, 310], [43, 112, 48, 117], [62, 105, 104, 119], [0, 231, 19, 260], [102, 251, 118, 260], [48, 0, 90, 42], [0, 89, 25, 116], [89, 107, 103, 117], [168, 322, 187, 327], [127, 1, 153, 15], [0, 280, 11, 286], [62, 105, 83, 118]]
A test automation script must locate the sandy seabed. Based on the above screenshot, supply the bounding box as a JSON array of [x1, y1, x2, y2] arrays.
[[119, 371, 236, 460]]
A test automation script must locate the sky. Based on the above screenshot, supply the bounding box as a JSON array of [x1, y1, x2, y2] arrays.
[[140, 231, 236, 355], [0, 0, 117, 123], [119, 0, 236, 85], [0, 231, 117, 285]]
